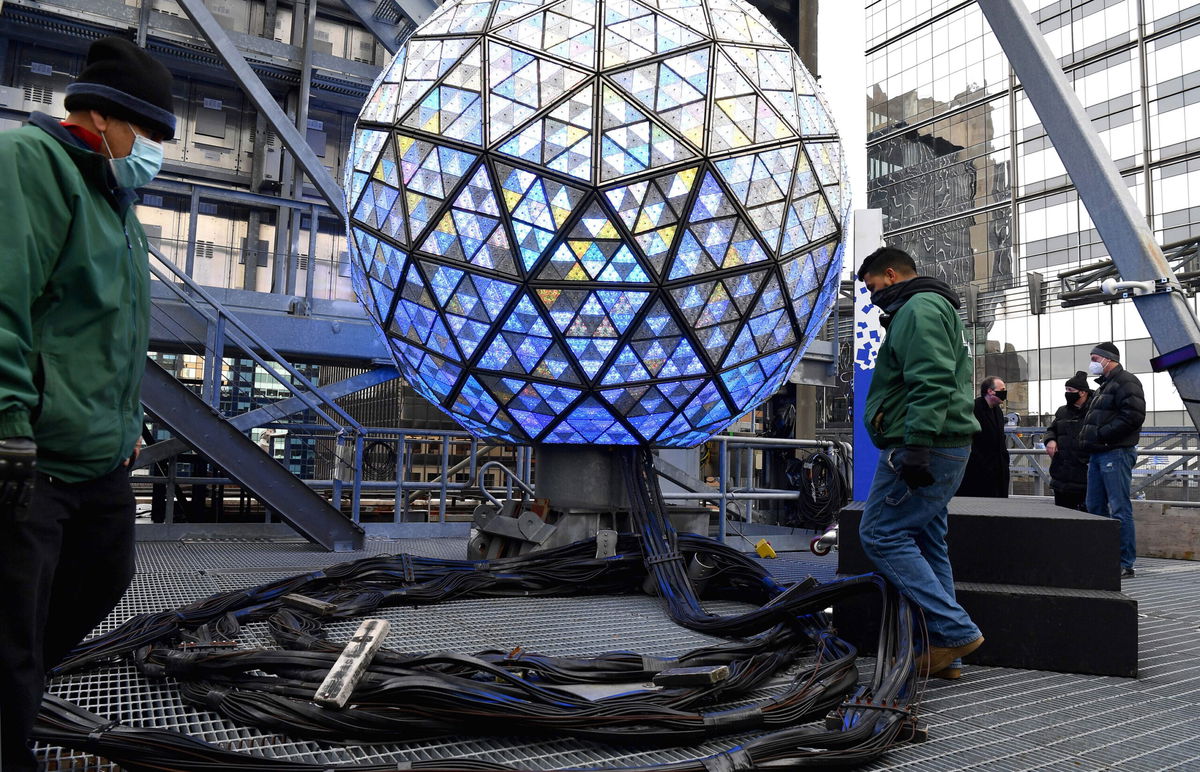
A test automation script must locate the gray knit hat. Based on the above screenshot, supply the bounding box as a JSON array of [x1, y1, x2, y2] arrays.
[[1091, 341, 1120, 362]]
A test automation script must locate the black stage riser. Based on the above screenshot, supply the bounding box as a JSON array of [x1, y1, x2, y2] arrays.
[[832, 582, 1138, 677]]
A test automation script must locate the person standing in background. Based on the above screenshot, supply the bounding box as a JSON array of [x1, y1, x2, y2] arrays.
[[1044, 371, 1092, 511], [956, 376, 1010, 498], [1078, 342, 1145, 580]]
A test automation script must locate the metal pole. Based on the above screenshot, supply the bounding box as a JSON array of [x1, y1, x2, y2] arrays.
[[979, 0, 1200, 431], [352, 432, 364, 523], [185, 188, 200, 279], [717, 438, 728, 542], [439, 436, 450, 522], [306, 204, 319, 306]]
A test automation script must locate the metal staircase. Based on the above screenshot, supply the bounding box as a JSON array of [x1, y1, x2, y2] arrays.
[[140, 245, 373, 551], [140, 357, 365, 551]]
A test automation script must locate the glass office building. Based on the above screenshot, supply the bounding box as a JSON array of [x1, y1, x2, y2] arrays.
[[866, 0, 1200, 427]]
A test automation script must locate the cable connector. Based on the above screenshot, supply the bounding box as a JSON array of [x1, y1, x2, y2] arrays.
[[652, 665, 730, 687]]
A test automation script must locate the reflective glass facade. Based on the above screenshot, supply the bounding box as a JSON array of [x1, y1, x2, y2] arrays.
[[867, 0, 1200, 427], [346, 0, 849, 446]]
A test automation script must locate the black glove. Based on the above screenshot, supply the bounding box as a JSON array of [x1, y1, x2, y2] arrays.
[[0, 437, 37, 510], [896, 445, 934, 489]]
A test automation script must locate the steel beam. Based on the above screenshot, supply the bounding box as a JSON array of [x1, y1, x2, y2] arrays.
[[174, 0, 347, 219], [978, 0, 1200, 430], [340, 0, 435, 55], [140, 357, 365, 551], [133, 366, 401, 470]]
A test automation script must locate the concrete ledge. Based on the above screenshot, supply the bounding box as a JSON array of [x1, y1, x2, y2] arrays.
[[1134, 501, 1200, 561]]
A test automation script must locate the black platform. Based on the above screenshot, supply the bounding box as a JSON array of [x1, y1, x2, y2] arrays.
[[833, 497, 1139, 677]]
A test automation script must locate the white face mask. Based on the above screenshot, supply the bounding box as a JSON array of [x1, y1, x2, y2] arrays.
[[1088, 360, 1105, 376], [99, 121, 164, 189]]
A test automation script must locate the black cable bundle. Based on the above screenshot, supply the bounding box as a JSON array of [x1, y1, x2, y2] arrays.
[[786, 442, 852, 530], [33, 447, 925, 771]]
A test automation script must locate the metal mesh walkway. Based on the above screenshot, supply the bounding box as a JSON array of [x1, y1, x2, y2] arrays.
[[34, 537, 1200, 771]]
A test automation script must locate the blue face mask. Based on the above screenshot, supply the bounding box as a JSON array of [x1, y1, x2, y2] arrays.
[[101, 124, 164, 189]]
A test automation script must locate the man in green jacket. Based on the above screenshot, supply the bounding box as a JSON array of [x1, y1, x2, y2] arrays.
[[857, 247, 985, 679], [0, 37, 175, 771]]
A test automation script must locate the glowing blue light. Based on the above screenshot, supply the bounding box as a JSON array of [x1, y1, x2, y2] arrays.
[[347, 0, 848, 446]]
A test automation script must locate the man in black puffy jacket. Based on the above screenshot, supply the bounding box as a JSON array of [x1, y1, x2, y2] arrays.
[[1078, 342, 1145, 579], [1044, 371, 1092, 511]]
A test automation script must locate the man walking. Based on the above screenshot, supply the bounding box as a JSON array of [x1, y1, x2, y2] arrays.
[[0, 36, 175, 770], [857, 246, 985, 678], [957, 375, 1010, 497], [1078, 342, 1145, 579]]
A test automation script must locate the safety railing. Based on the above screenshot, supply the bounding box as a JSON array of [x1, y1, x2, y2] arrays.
[[656, 436, 847, 542], [1005, 426, 1200, 500]]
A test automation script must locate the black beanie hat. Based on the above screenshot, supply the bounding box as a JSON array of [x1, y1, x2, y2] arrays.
[[1065, 371, 1091, 392], [64, 37, 176, 140], [1091, 341, 1121, 363]]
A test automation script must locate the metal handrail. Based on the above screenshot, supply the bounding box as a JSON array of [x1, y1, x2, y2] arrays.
[[478, 461, 536, 508], [148, 245, 364, 434]]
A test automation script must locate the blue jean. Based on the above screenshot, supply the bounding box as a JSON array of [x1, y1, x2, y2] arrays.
[[860, 445, 981, 648], [1086, 447, 1137, 570]]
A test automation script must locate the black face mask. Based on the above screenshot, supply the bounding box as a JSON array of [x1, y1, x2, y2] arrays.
[[993, 389, 1007, 401], [1065, 391, 1081, 405]]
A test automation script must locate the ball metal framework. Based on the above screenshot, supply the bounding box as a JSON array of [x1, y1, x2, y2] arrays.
[[346, 0, 848, 447]]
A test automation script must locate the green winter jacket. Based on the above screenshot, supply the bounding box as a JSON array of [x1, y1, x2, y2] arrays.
[[864, 290, 978, 449], [0, 113, 150, 482]]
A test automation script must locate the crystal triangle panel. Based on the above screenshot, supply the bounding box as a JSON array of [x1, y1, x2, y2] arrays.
[[497, 83, 594, 183], [417, 165, 518, 276], [605, 166, 698, 278], [537, 201, 651, 282], [421, 0, 494, 35], [637, 0, 710, 37], [713, 145, 797, 256], [749, 348, 797, 406], [547, 396, 631, 443], [599, 384, 654, 434], [492, 0, 598, 69], [397, 136, 478, 242], [601, 0, 706, 69], [416, 350, 463, 403], [451, 375, 504, 425], [797, 94, 837, 135], [721, 44, 800, 131], [599, 84, 697, 182], [707, 0, 780, 45], [609, 47, 710, 150], [486, 41, 590, 146], [495, 162, 587, 273], [393, 38, 478, 125], [681, 379, 731, 429], [400, 43, 484, 146]]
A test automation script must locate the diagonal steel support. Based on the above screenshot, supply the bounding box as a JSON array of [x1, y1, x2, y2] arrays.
[[340, 0, 435, 54], [979, 0, 1200, 431], [140, 358, 365, 551], [175, 0, 347, 219], [133, 366, 402, 470]]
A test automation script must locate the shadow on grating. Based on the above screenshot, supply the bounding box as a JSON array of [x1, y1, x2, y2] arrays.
[[33, 540, 1200, 771]]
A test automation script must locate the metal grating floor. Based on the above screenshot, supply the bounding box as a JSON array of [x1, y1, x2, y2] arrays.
[[34, 537, 1200, 771]]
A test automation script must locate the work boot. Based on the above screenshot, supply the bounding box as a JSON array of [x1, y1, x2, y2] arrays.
[[918, 636, 984, 677], [1121, 567, 1136, 579], [931, 665, 962, 680]]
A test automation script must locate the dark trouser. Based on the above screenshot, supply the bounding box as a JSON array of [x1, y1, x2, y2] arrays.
[[1, 464, 136, 772], [1053, 488, 1087, 511]]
